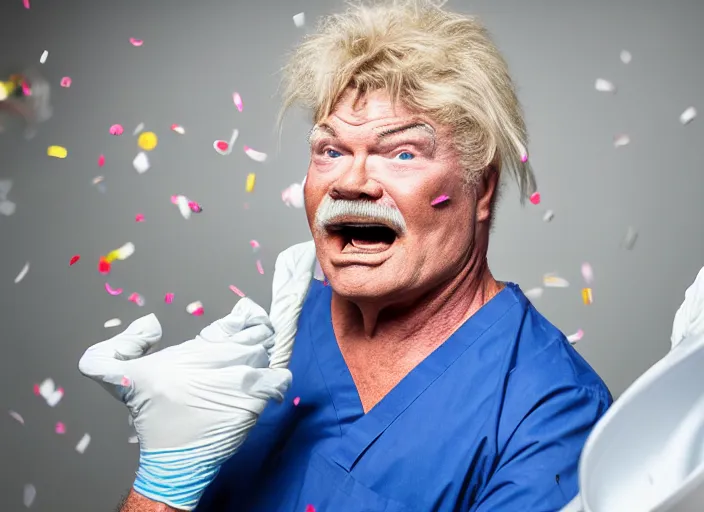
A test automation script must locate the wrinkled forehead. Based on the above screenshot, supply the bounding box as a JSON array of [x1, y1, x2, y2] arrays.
[[306, 118, 438, 147]]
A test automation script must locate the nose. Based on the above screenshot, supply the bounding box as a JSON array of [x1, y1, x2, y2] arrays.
[[330, 155, 384, 201]]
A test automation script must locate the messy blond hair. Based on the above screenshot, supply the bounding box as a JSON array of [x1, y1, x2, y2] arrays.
[[278, 0, 536, 203]]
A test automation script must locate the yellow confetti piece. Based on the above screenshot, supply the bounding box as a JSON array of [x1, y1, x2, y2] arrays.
[[138, 131, 158, 151], [47, 146, 67, 158], [246, 173, 256, 192], [582, 287, 593, 305]]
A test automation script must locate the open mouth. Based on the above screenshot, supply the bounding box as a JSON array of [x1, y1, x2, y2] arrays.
[[327, 223, 398, 254]]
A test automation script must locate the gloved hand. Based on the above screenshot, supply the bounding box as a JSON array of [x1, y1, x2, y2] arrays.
[[671, 265, 704, 350], [78, 241, 317, 511]]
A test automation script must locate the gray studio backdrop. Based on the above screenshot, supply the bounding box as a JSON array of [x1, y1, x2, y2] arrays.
[[1, 0, 703, 510]]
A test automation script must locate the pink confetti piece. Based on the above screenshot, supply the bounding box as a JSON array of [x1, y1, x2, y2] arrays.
[[250, 240, 260, 250], [305, 505, 316, 512], [55, 422, 66, 434], [128, 292, 145, 306], [22, 80, 32, 95], [164, 293, 175, 304], [120, 376, 131, 387], [69, 254, 80, 266], [567, 329, 584, 344], [105, 282, 123, 296], [186, 301, 204, 316], [129, 38, 143, 47], [60, 76, 72, 88], [293, 396, 301, 406], [520, 152, 528, 163], [171, 124, 185, 135], [581, 263, 594, 284], [135, 213, 145, 222], [98, 154, 105, 167], [529, 192, 541, 205], [188, 200, 203, 213], [233, 92, 243, 112], [23, 0, 30, 8], [256, 260, 264, 275], [9, 410, 25, 424], [229, 285, 246, 297], [430, 194, 450, 206], [244, 145, 268, 162], [109, 124, 124, 136], [213, 129, 239, 156], [33, 384, 40, 396], [170, 195, 179, 205]]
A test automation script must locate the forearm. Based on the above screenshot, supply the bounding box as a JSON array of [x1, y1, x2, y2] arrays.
[[119, 489, 184, 512]]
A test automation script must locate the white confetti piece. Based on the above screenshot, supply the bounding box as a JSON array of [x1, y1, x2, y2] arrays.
[[213, 129, 239, 156], [46, 388, 64, 407], [581, 263, 594, 284], [620, 50, 632, 64], [14, 262, 30, 283], [104, 318, 122, 328], [9, 410, 24, 424], [524, 287, 544, 300], [314, 260, 325, 281], [0, 179, 12, 199], [133, 152, 150, 174], [171, 124, 185, 135], [128, 435, 139, 444], [595, 78, 616, 93], [542, 210, 554, 222], [293, 12, 305, 27], [0, 200, 16, 216], [176, 195, 191, 220], [133, 123, 145, 135], [543, 274, 569, 288], [23, 484, 36, 508], [244, 145, 267, 162], [38, 379, 55, 400], [75, 433, 91, 454], [186, 301, 204, 316], [567, 329, 584, 345], [613, 134, 630, 148], [39, 50, 48, 64], [680, 106, 696, 125], [115, 242, 135, 261], [622, 226, 638, 250], [282, 183, 304, 208]]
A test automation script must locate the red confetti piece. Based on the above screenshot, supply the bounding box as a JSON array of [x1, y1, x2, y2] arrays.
[[33, 384, 40, 396], [98, 257, 111, 274], [98, 154, 105, 167], [105, 283, 123, 296], [164, 293, 175, 304], [69, 254, 80, 266], [305, 505, 316, 512], [430, 194, 449, 206], [293, 396, 301, 406], [229, 285, 245, 297], [135, 213, 145, 222], [256, 260, 264, 275], [529, 192, 541, 205], [55, 422, 66, 434], [109, 124, 124, 135]]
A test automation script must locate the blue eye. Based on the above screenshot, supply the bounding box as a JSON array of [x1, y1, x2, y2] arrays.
[[326, 149, 342, 158], [397, 151, 414, 161]]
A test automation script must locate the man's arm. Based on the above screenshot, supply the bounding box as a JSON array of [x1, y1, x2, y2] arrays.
[[118, 489, 182, 512], [472, 384, 611, 511]]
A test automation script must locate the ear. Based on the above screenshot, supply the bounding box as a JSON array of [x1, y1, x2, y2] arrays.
[[475, 168, 499, 223]]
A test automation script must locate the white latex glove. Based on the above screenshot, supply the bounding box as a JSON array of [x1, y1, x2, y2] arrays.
[[78, 241, 317, 511], [671, 266, 704, 350]]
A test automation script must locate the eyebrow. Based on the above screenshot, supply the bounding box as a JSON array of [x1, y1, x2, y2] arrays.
[[307, 122, 436, 147]]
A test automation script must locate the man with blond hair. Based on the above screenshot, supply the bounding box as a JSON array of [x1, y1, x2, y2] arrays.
[[79, 1, 611, 510]]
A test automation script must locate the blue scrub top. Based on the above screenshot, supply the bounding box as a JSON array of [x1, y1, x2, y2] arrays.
[[198, 281, 612, 512]]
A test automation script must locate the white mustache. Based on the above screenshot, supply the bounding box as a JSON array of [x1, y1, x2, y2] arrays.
[[314, 195, 407, 234]]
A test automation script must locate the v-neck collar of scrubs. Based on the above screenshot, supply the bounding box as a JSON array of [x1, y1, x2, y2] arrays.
[[306, 281, 521, 473]]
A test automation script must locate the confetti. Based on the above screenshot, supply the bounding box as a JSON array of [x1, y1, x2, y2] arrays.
[[55, 422, 66, 434], [128, 435, 139, 444], [314, 260, 325, 281], [105, 283, 123, 296], [246, 173, 256, 192], [164, 293, 174, 304], [106, 242, 135, 262], [430, 194, 450, 206], [529, 192, 541, 205], [47, 145, 68, 158], [60, 77, 72, 88], [305, 505, 316, 512], [620, 50, 632, 64], [133, 123, 145, 135], [23, 0, 30, 8], [293, 396, 301, 406], [293, 12, 305, 27], [98, 154, 105, 167], [256, 260, 264, 275], [128, 293, 145, 306], [135, 213, 145, 222], [129, 38, 144, 47], [581, 263, 594, 284], [171, 124, 185, 135], [75, 433, 91, 454], [567, 329, 584, 345], [543, 274, 569, 288], [40, 50, 48, 64], [524, 287, 544, 300], [133, 152, 150, 173], [176, 195, 191, 219], [582, 287, 594, 305], [233, 92, 243, 112], [622, 226, 638, 250], [595, 78, 616, 93], [250, 240, 260, 251], [613, 134, 630, 148], [46, 388, 64, 407], [244, 145, 268, 162], [9, 411, 24, 424], [104, 318, 122, 328], [23, 484, 36, 508], [187, 301, 204, 316], [680, 106, 696, 125], [97, 256, 111, 274], [213, 129, 239, 156], [0, 201, 16, 216], [138, 131, 158, 151], [121, 376, 131, 387], [15, 262, 29, 283], [109, 124, 124, 135], [188, 200, 203, 213], [542, 210, 554, 222], [68, 255, 80, 266], [229, 285, 245, 297], [282, 183, 305, 208], [36, 378, 64, 407]]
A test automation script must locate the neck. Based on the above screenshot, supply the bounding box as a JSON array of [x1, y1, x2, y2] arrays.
[[331, 251, 501, 347]]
